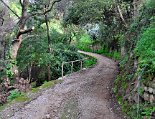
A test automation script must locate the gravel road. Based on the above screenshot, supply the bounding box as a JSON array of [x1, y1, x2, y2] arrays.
[[0, 51, 124, 119]]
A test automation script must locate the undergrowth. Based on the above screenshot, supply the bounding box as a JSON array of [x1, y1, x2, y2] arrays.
[[84, 57, 97, 68], [0, 79, 63, 112], [76, 35, 121, 60], [31, 80, 63, 93]]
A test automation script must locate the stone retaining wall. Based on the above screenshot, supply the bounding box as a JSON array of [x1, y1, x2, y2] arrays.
[[142, 81, 155, 103]]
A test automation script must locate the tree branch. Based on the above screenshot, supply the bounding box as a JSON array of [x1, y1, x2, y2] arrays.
[[16, 27, 34, 39], [0, 0, 20, 19], [22, 35, 38, 41], [117, 5, 128, 28], [26, 0, 62, 20], [19, 0, 23, 7]]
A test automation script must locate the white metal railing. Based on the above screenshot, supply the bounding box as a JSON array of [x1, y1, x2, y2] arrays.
[[61, 58, 88, 79]]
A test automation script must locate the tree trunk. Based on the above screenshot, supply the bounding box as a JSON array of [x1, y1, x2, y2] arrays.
[[11, 0, 29, 77], [12, 36, 22, 59], [45, 6, 52, 81], [28, 62, 32, 83], [11, 36, 22, 76]]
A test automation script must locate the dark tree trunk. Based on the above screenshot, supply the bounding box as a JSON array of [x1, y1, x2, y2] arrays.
[[45, 5, 51, 81]]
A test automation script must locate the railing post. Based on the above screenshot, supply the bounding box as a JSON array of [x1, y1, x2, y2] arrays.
[[80, 60, 83, 70], [62, 62, 64, 79], [71, 61, 74, 73], [61, 58, 87, 79]]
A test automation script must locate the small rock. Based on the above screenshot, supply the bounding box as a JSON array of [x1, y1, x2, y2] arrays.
[[45, 114, 50, 119], [143, 92, 149, 101], [151, 83, 155, 88], [110, 108, 113, 112], [150, 95, 155, 103], [144, 87, 148, 91], [66, 115, 69, 118], [58, 77, 63, 80], [148, 87, 153, 93]]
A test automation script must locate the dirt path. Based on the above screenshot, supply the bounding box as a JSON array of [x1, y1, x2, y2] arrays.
[[0, 51, 124, 119]]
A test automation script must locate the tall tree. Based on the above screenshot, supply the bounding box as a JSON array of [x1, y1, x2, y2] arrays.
[[0, 0, 61, 83], [44, 4, 52, 81]]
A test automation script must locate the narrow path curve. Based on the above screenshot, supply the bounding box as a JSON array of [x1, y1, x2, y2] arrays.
[[1, 51, 124, 119]]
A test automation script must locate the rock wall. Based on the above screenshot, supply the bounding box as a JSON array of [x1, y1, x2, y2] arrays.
[[142, 79, 155, 103]]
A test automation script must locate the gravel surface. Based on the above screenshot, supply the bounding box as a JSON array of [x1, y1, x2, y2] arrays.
[[0, 51, 125, 119]]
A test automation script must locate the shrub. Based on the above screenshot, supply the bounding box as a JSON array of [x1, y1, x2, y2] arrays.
[[17, 38, 82, 85], [135, 24, 155, 74], [7, 90, 21, 101]]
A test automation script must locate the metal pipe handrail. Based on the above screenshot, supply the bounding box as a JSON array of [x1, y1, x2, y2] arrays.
[[61, 58, 88, 79], [62, 58, 88, 64]]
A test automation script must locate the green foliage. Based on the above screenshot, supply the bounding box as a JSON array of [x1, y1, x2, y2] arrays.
[[0, 51, 17, 80], [95, 48, 121, 60], [10, 1, 22, 16], [115, 75, 155, 118], [145, 0, 155, 10], [7, 90, 21, 101], [119, 55, 128, 68], [0, 104, 6, 112], [63, 0, 114, 25], [127, 104, 155, 119], [64, 0, 128, 52], [7, 90, 29, 103], [17, 39, 82, 80], [135, 24, 155, 74], [84, 57, 97, 68], [128, 0, 155, 44], [17, 24, 83, 83], [13, 93, 29, 102], [50, 24, 79, 45], [76, 34, 121, 60], [76, 34, 93, 52], [41, 80, 57, 89], [114, 4, 155, 116], [141, 105, 155, 118], [31, 80, 63, 93]]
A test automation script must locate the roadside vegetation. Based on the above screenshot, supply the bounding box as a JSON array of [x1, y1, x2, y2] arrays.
[[63, 0, 155, 118], [0, 0, 155, 118]]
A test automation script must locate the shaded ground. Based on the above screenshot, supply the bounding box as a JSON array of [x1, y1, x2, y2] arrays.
[[0, 51, 125, 119]]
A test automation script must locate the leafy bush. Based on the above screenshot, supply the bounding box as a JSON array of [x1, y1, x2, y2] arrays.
[[84, 57, 97, 68], [76, 34, 93, 52], [135, 24, 155, 74], [7, 90, 21, 101], [7, 90, 29, 102], [127, 104, 155, 119], [76, 34, 121, 60], [145, 0, 155, 10], [17, 35, 82, 85], [50, 29, 68, 44]]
